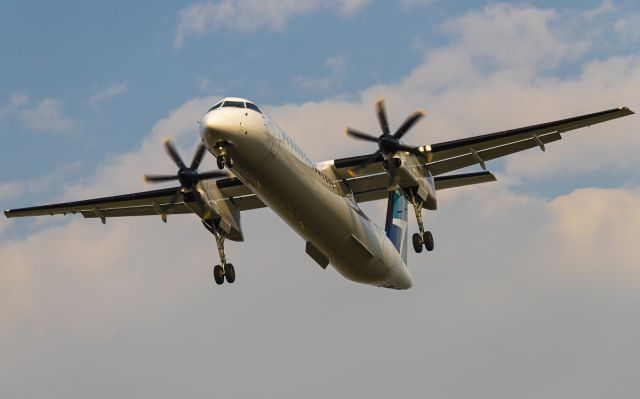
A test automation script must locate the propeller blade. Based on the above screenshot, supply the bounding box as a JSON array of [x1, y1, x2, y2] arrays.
[[190, 142, 207, 170], [164, 139, 187, 169], [197, 170, 228, 180], [144, 174, 179, 183], [160, 190, 181, 215], [393, 110, 426, 139], [348, 151, 382, 177], [375, 98, 391, 136], [345, 128, 379, 143]]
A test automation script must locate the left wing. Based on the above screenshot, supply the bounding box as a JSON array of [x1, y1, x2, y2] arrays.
[[332, 107, 634, 179], [4, 177, 265, 223]]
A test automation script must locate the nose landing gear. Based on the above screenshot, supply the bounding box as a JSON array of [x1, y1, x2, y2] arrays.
[[216, 154, 233, 169], [215, 143, 234, 170], [409, 197, 435, 253]]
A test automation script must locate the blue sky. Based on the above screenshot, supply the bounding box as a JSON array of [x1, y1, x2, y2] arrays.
[[2, 1, 640, 397], [1, 0, 637, 187]]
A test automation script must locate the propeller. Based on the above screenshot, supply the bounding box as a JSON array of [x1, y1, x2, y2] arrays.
[[345, 98, 428, 173], [144, 139, 226, 215]]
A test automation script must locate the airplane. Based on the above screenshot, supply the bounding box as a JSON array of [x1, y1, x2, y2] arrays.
[[4, 97, 634, 289]]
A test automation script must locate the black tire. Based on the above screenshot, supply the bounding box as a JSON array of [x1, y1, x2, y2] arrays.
[[412, 233, 423, 253], [213, 265, 225, 285], [226, 156, 234, 168], [216, 156, 225, 170], [423, 231, 434, 252], [224, 263, 235, 283]]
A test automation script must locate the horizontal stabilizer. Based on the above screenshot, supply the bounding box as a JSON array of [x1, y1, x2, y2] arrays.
[[434, 171, 497, 190]]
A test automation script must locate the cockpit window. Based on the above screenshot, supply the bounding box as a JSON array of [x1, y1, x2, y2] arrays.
[[222, 100, 245, 108], [207, 101, 222, 113], [246, 102, 262, 114]]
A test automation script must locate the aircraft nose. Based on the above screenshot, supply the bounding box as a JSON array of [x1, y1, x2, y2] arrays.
[[201, 111, 238, 141]]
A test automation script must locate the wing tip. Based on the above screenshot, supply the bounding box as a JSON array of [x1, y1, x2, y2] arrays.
[[620, 106, 635, 114], [4, 209, 12, 218]]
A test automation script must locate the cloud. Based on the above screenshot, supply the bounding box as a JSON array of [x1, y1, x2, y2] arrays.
[[401, 0, 436, 10], [584, 0, 615, 19], [88, 81, 130, 106], [3, 3, 640, 397], [292, 54, 348, 92], [1, 91, 75, 133], [174, 0, 371, 47], [614, 12, 640, 42]]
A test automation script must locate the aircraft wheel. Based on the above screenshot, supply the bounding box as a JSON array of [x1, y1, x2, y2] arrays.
[[213, 265, 225, 285], [224, 263, 235, 283], [423, 231, 434, 252], [216, 156, 226, 170], [412, 233, 423, 253], [226, 156, 234, 168]]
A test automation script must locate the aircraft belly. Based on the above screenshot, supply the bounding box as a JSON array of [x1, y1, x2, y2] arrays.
[[234, 147, 405, 286]]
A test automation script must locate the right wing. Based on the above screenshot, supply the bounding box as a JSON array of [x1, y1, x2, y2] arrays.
[[4, 177, 265, 222]]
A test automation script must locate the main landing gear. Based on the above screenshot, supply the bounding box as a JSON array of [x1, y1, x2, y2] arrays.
[[203, 220, 236, 285], [212, 232, 235, 285], [410, 197, 435, 254]]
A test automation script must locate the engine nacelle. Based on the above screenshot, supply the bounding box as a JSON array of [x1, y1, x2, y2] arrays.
[[389, 154, 438, 210]]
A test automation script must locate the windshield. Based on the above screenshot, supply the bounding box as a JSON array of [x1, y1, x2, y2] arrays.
[[207, 101, 222, 113], [222, 100, 245, 108], [246, 102, 262, 114]]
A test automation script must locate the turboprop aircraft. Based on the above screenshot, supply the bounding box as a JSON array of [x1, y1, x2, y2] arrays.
[[4, 97, 634, 289]]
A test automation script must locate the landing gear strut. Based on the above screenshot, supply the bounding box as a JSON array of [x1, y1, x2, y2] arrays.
[[203, 220, 236, 285], [409, 195, 434, 253]]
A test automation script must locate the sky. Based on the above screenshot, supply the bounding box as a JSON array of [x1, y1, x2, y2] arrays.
[[1, 0, 640, 397]]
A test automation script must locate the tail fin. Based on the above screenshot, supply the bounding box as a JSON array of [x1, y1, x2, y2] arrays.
[[385, 190, 408, 264]]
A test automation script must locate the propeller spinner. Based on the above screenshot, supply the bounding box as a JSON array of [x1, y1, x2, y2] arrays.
[[144, 139, 226, 216]]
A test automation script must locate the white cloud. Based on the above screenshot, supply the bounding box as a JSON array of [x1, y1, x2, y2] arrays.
[[174, 0, 371, 47], [2, 91, 75, 133], [89, 81, 130, 106], [19, 98, 75, 131], [292, 54, 348, 92], [584, 0, 615, 19], [615, 12, 640, 41], [402, 0, 436, 10]]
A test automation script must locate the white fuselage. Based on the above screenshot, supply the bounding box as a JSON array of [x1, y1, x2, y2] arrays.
[[200, 105, 412, 289]]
